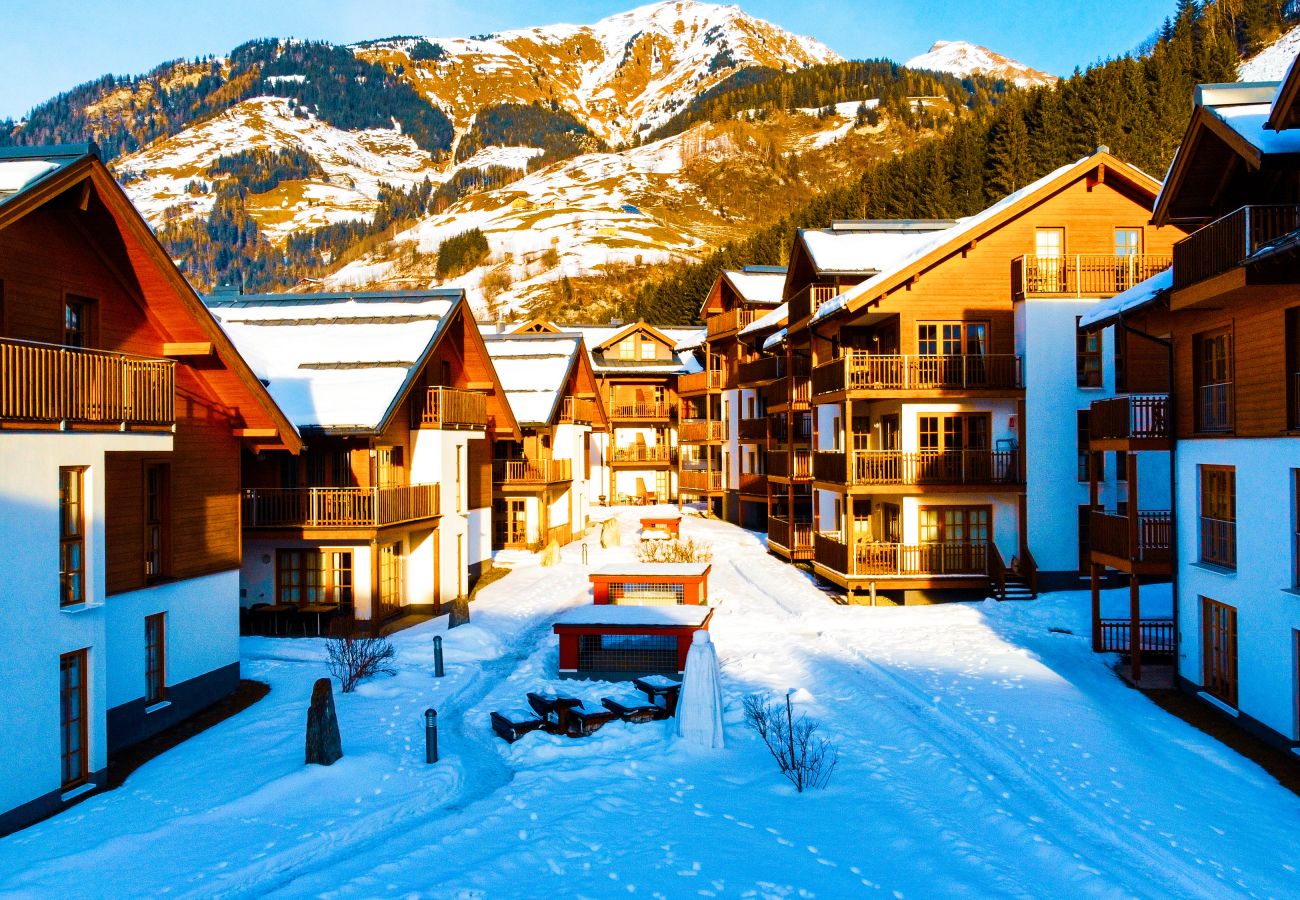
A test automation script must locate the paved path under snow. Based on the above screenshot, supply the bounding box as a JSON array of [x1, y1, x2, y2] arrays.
[[2, 508, 1298, 899]]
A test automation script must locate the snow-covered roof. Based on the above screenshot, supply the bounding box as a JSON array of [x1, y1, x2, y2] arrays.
[[482, 334, 581, 425], [800, 228, 947, 275], [722, 269, 785, 305], [209, 291, 462, 431], [592, 563, 710, 577], [552, 604, 714, 627], [0, 145, 93, 209], [763, 327, 788, 351], [1077, 269, 1172, 331], [1207, 101, 1300, 155], [740, 302, 788, 337]]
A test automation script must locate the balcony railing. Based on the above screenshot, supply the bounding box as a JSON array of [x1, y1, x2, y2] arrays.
[[678, 370, 724, 394], [706, 308, 757, 339], [1012, 254, 1171, 298], [738, 472, 766, 494], [1198, 382, 1233, 432], [493, 458, 573, 484], [1199, 516, 1236, 569], [1172, 204, 1300, 289], [813, 353, 1023, 395], [1098, 619, 1176, 656], [243, 483, 440, 528], [769, 449, 812, 479], [765, 376, 811, 409], [679, 419, 725, 442], [415, 386, 487, 429], [610, 445, 675, 464], [789, 284, 839, 324], [559, 396, 598, 425], [680, 469, 724, 492], [815, 533, 988, 577], [814, 449, 1020, 486], [738, 417, 768, 442], [768, 517, 815, 559], [1089, 394, 1170, 442], [738, 356, 785, 385], [0, 337, 175, 426], [610, 402, 672, 420], [1090, 510, 1172, 564]]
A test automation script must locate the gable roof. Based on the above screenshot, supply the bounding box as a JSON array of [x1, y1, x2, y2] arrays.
[[797, 221, 957, 277], [1266, 53, 1300, 131], [489, 320, 704, 375], [482, 333, 584, 427], [0, 144, 301, 452], [814, 150, 1162, 325], [210, 290, 519, 437]]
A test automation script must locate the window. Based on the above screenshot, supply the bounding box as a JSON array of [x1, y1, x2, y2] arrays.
[[495, 498, 528, 546], [59, 467, 86, 607], [277, 550, 322, 605], [1076, 318, 1102, 387], [378, 542, 404, 620], [1201, 597, 1237, 706], [1294, 472, 1300, 588], [918, 506, 989, 572], [1194, 329, 1233, 432], [64, 295, 94, 348], [59, 649, 89, 789], [917, 322, 988, 356], [619, 339, 635, 360], [145, 613, 166, 704], [1076, 411, 1102, 482], [1114, 228, 1142, 256], [1287, 308, 1300, 430], [1199, 465, 1236, 569], [1034, 228, 1065, 291], [1114, 229, 1143, 289], [640, 339, 657, 360], [144, 463, 169, 580]]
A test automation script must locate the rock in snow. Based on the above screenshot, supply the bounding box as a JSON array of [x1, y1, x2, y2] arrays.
[[676, 630, 725, 748]]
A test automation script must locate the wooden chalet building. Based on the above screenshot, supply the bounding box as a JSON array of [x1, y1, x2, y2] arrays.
[[483, 332, 606, 549], [209, 290, 518, 625], [695, 266, 785, 529], [1080, 68, 1300, 747], [0, 145, 299, 833], [779, 151, 1179, 603]]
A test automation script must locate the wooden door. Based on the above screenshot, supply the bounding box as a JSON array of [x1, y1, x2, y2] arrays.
[[1035, 227, 1065, 291], [919, 506, 990, 573], [59, 649, 89, 789], [1202, 597, 1238, 706]]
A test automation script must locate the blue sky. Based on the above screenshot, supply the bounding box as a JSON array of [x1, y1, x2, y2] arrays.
[[2, 0, 1178, 119]]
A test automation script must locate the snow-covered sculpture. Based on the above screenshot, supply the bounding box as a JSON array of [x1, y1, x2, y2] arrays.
[[676, 630, 724, 748]]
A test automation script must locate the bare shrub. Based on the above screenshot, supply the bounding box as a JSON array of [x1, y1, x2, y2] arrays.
[[743, 693, 839, 792], [326, 621, 397, 693], [635, 536, 713, 563], [481, 268, 513, 301]]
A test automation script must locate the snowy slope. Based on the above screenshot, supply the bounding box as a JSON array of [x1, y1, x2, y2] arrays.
[[3, 508, 1300, 897], [905, 40, 1057, 88], [1239, 24, 1300, 81]]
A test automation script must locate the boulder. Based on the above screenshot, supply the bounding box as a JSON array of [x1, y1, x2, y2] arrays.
[[600, 517, 622, 548], [447, 594, 470, 628], [540, 539, 562, 567], [305, 677, 343, 766]]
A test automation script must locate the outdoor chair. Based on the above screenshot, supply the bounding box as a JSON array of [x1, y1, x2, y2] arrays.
[[601, 696, 670, 723], [490, 708, 547, 743], [567, 702, 619, 737]]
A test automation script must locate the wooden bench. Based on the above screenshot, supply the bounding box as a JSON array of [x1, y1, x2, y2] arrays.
[[490, 708, 547, 743], [567, 702, 620, 737], [601, 696, 671, 723], [526, 692, 582, 734]]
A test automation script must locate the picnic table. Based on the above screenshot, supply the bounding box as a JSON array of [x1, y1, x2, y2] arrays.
[[250, 603, 296, 635], [299, 603, 337, 636], [526, 692, 582, 733], [634, 674, 683, 715]]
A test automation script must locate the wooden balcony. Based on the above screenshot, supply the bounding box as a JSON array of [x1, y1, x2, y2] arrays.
[[678, 370, 724, 395], [738, 356, 784, 386], [738, 472, 766, 495], [789, 284, 839, 326], [706, 308, 757, 340], [1097, 619, 1175, 659], [415, 386, 488, 429], [679, 419, 724, 443], [1089, 510, 1172, 573], [764, 375, 811, 410], [814, 449, 1022, 489], [609, 402, 672, 421], [242, 483, 439, 530], [813, 353, 1023, 396], [738, 417, 768, 442], [493, 458, 572, 486], [1, 337, 175, 427], [814, 533, 989, 579], [610, 445, 675, 465], [769, 449, 812, 480], [1012, 254, 1171, 299], [1088, 395, 1170, 449], [679, 469, 724, 493], [559, 396, 598, 425], [768, 516, 814, 560], [1172, 204, 1300, 290]]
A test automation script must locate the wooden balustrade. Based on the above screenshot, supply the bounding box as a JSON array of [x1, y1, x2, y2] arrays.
[[738, 417, 768, 442], [679, 469, 724, 492], [1090, 510, 1172, 564], [814, 353, 1022, 395], [1173, 204, 1300, 289], [738, 356, 784, 385], [771, 449, 812, 479], [790, 284, 839, 324], [1098, 619, 1176, 656], [610, 445, 674, 464], [610, 402, 672, 420], [815, 533, 989, 577], [738, 472, 766, 494], [243, 483, 440, 528], [559, 396, 598, 424], [768, 517, 815, 558], [812, 450, 845, 482], [706, 308, 758, 339], [678, 370, 724, 394], [841, 450, 1021, 486], [1, 337, 175, 426], [416, 386, 488, 429], [493, 458, 573, 484], [1012, 254, 1171, 298], [679, 419, 724, 442], [1088, 394, 1170, 441]]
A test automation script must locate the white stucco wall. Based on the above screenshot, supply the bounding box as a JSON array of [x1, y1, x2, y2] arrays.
[[1176, 439, 1300, 740]]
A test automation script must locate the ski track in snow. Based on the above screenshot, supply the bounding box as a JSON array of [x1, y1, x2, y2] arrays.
[[1, 508, 1298, 898]]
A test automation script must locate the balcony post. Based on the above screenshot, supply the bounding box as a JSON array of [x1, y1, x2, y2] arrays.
[[1074, 255, 1081, 298]]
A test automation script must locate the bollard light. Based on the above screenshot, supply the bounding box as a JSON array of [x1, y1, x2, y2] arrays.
[[433, 634, 445, 678], [582, 541, 589, 566], [424, 708, 439, 764]]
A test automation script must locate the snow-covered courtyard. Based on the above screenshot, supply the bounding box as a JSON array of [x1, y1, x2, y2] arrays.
[[2, 507, 1298, 898]]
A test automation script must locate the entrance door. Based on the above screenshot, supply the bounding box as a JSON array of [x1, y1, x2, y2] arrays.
[[59, 649, 89, 789], [495, 498, 528, 547], [1202, 597, 1238, 706], [375, 542, 404, 623], [1035, 227, 1065, 291]]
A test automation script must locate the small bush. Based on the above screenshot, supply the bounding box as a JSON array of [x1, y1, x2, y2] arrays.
[[326, 621, 397, 693], [743, 693, 838, 792], [635, 536, 713, 563]]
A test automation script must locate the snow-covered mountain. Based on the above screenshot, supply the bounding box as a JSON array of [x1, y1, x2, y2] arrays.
[[1239, 24, 1300, 81], [904, 40, 1056, 89]]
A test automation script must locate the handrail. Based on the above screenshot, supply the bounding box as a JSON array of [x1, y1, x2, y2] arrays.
[[678, 370, 724, 393], [1013, 254, 1171, 297], [610, 445, 674, 463], [416, 386, 487, 429], [493, 458, 573, 484], [1, 337, 175, 425], [814, 533, 989, 577], [610, 402, 672, 419], [706, 308, 758, 338], [1172, 204, 1300, 289], [1089, 394, 1170, 441], [840, 449, 1021, 486], [989, 543, 1008, 600], [243, 483, 440, 528], [559, 396, 598, 424], [1098, 618, 1175, 655], [813, 353, 1023, 394]]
